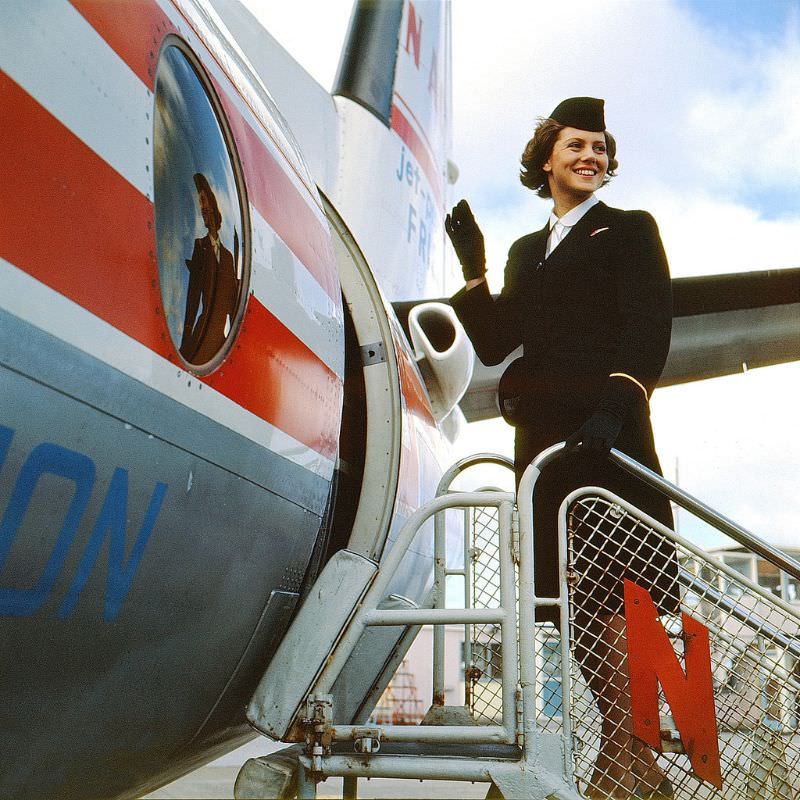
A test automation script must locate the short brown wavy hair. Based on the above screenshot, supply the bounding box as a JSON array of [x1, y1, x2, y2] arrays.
[[519, 118, 618, 198], [193, 172, 222, 230]]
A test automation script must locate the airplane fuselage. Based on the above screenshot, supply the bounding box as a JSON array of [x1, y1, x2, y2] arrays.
[[0, 1, 448, 797]]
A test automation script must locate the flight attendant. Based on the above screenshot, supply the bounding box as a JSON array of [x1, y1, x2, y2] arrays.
[[447, 98, 676, 799], [180, 173, 240, 364]]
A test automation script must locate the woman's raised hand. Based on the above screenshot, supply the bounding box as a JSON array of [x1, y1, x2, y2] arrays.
[[445, 199, 486, 281]]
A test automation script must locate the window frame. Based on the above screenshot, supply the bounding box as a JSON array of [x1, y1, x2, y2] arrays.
[[153, 35, 252, 375]]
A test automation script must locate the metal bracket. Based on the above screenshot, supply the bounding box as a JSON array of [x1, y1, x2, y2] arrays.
[[303, 694, 334, 763], [360, 341, 386, 365], [305, 695, 333, 732], [353, 732, 382, 754]]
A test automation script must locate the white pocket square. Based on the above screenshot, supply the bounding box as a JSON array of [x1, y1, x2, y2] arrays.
[[590, 227, 610, 237]]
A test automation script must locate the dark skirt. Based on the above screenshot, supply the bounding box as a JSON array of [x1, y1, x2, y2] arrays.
[[514, 400, 680, 627]]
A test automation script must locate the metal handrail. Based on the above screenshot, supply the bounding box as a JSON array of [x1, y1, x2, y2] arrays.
[[432, 453, 515, 708], [515, 440, 800, 786], [312, 490, 518, 746], [288, 445, 796, 797], [435, 452, 515, 497], [520, 442, 800, 582], [282, 468, 583, 798], [681, 567, 800, 659]]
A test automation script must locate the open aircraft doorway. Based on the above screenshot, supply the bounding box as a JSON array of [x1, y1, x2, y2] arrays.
[[324, 197, 402, 564]]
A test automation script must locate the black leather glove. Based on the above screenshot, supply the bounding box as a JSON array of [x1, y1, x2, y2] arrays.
[[445, 199, 486, 281], [565, 408, 623, 455], [565, 375, 644, 455]]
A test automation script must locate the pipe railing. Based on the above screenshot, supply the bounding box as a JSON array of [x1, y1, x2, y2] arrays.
[[520, 442, 800, 582], [312, 490, 518, 746], [432, 453, 514, 707]]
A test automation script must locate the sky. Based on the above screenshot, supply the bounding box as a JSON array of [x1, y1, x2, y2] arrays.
[[245, 0, 798, 551]]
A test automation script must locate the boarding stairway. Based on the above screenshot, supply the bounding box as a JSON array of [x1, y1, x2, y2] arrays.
[[235, 444, 800, 799]]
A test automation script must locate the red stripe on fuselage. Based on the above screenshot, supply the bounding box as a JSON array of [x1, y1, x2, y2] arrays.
[[70, 0, 175, 88], [216, 90, 340, 302], [395, 343, 435, 427], [0, 72, 169, 359], [390, 104, 443, 208], [211, 297, 341, 462], [0, 74, 340, 461], [71, 0, 340, 304]]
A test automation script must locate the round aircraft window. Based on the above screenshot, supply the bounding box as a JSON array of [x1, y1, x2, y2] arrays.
[[153, 40, 249, 372]]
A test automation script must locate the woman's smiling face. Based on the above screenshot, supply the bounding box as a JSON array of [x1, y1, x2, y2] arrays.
[[543, 126, 609, 203]]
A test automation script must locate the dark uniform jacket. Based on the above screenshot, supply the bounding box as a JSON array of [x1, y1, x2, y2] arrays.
[[451, 201, 678, 621], [451, 201, 672, 430], [180, 234, 240, 364]]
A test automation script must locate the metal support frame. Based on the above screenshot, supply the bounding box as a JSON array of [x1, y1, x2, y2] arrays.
[[432, 454, 514, 707], [238, 443, 798, 799], [267, 451, 582, 799], [519, 441, 800, 585], [521, 442, 800, 800], [313, 489, 518, 744]]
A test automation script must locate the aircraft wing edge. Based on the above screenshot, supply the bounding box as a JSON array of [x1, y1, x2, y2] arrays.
[[393, 268, 800, 423]]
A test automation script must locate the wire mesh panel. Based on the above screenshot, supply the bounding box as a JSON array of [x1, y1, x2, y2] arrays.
[[566, 494, 800, 800], [468, 503, 505, 724], [467, 504, 565, 733]]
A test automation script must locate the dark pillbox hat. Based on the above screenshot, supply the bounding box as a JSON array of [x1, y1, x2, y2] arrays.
[[549, 97, 605, 132]]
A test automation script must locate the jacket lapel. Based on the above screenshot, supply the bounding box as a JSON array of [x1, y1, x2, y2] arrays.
[[528, 221, 550, 266], [544, 201, 608, 266]]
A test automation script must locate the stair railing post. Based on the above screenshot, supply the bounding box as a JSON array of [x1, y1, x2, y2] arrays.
[[433, 506, 447, 706], [497, 499, 519, 737]]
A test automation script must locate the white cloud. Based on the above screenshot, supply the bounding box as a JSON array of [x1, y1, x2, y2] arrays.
[[451, 0, 800, 275], [682, 15, 800, 195], [650, 361, 800, 549], [644, 193, 800, 277]]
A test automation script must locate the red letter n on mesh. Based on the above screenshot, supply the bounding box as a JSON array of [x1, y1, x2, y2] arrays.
[[624, 578, 722, 788]]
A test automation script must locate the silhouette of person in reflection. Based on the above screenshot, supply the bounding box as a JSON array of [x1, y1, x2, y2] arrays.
[[180, 173, 240, 363]]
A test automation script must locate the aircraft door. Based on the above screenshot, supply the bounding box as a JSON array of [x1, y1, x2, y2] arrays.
[[323, 199, 402, 563]]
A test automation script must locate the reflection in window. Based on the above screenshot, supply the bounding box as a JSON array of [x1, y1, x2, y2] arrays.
[[153, 42, 248, 369]]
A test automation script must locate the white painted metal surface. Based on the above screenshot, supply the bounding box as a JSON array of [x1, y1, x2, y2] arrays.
[[0, 1, 154, 198], [246, 549, 378, 741], [408, 302, 473, 422]]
